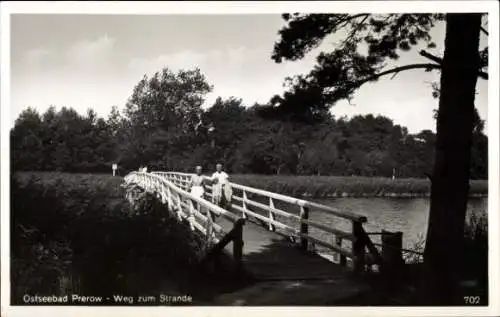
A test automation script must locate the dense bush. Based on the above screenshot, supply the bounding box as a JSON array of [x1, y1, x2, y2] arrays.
[[10, 173, 206, 304], [462, 210, 488, 301], [404, 210, 488, 303]]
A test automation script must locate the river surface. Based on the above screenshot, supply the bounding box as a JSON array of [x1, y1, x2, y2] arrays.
[[307, 197, 488, 249]]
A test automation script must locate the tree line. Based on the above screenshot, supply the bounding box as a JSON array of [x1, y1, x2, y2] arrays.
[[11, 67, 487, 179]]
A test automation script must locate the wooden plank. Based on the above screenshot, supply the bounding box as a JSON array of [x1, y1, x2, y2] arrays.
[[233, 195, 298, 220], [231, 204, 297, 235], [301, 218, 355, 241], [297, 233, 354, 259], [230, 182, 367, 223], [233, 195, 354, 240]]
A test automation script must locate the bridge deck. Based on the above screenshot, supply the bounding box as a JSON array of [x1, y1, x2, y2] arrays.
[[216, 216, 349, 281]]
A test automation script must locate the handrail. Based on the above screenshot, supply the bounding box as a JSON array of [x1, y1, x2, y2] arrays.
[[127, 172, 240, 223], [152, 171, 366, 223], [230, 182, 367, 223]]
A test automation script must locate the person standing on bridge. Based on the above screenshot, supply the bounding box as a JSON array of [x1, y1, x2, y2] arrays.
[[188, 165, 207, 199], [211, 163, 232, 209]]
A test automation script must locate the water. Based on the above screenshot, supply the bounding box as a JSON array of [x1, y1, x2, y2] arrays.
[[308, 197, 488, 249]]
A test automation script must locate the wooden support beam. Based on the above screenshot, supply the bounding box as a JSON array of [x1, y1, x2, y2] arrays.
[[381, 230, 404, 276], [299, 206, 309, 251], [232, 220, 244, 276], [335, 236, 347, 267], [352, 221, 365, 273], [200, 219, 245, 266], [268, 198, 276, 232]]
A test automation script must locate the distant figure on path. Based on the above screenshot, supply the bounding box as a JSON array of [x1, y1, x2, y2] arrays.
[[211, 163, 232, 209], [188, 166, 207, 199]]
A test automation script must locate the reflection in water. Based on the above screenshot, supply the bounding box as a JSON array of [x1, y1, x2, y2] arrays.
[[309, 197, 488, 249]]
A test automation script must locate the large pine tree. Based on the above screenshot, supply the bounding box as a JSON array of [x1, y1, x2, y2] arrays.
[[270, 13, 487, 304]]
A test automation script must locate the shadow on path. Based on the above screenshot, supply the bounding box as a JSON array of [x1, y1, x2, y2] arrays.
[[193, 216, 374, 305]]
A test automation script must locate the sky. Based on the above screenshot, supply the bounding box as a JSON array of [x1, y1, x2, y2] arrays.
[[10, 14, 489, 134]]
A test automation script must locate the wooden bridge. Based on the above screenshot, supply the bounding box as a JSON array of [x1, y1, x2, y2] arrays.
[[123, 171, 409, 293]]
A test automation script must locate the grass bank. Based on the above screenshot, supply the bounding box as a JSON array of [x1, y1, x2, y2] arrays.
[[230, 174, 488, 198], [11, 172, 248, 305]]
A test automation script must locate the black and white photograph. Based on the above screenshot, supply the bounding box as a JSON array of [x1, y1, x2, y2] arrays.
[[1, 1, 499, 316]]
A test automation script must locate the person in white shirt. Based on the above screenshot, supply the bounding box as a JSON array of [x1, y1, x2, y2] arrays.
[[211, 163, 232, 208]]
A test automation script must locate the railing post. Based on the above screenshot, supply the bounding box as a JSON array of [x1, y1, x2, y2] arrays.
[[232, 220, 244, 276], [352, 221, 366, 273], [154, 179, 161, 200], [381, 230, 404, 276], [188, 200, 196, 231], [268, 198, 276, 232], [201, 199, 215, 242], [242, 190, 248, 219], [160, 187, 167, 205], [335, 236, 347, 267], [167, 186, 173, 211], [299, 206, 309, 251], [205, 209, 215, 243], [176, 194, 183, 221]]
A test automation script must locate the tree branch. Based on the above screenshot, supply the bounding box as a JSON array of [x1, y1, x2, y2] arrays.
[[337, 13, 371, 29], [341, 15, 370, 46], [419, 50, 443, 64], [419, 50, 488, 80], [352, 63, 442, 88]]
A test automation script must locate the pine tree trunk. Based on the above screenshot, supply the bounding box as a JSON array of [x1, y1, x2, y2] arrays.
[[421, 13, 482, 305]]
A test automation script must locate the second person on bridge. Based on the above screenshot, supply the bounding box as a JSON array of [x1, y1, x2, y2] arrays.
[[210, 163, 232, 209]]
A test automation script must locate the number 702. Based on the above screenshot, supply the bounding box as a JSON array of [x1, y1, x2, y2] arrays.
[[464, 296, 480, 304]]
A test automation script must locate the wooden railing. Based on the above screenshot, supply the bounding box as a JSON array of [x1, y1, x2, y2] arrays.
[[124, 172, 245, 274], [152, 171, 383, 272]]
